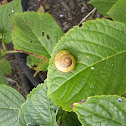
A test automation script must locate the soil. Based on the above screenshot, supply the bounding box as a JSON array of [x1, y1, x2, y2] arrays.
[[2, 0, 101, 98], [4, 43, 27, 98], [27, 0, 94, 32]]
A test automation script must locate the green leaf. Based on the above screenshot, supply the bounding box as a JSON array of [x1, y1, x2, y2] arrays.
[[73, 95, 126, 126], [0, 51, 1, 60], [0, 59, 11, 85], [0, 0, 22, 43], [1, 49, 6, 57], [0, 74, 9, 85], [56, 108, 81, 126], [19, 83, 58, 126], [12, 12, 64, 58], [26, 55, 48, 71], [88, 0, 118, 17], [0, 59, 11, 75], [107, 0, 126, 23], [0, 85, 25, 126], [47, 19, 126, 111], [26, 55, 34, 67], [0, 33, 2, 40]]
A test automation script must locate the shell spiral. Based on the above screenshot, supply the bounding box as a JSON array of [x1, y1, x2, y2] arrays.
[[54, 50, 76, 73]]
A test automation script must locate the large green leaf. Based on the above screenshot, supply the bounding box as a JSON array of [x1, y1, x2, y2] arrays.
[[0, 0, 22, 43], [19, 83, 58, 126], [47, 19, 126, 111], [73, 95, 126, 126], [88, 0, 118, 16], [107, 0, 126, 23], [0, 85, 25, 126], [12, 12, 64, 59], [0, 59, 11, 85]]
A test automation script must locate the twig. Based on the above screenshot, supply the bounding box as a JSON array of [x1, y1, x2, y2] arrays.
[[33, 71, 39, 77], [59, 0, 71, 13], [78, 8, 96, 26], [6, 77, 18, 85]]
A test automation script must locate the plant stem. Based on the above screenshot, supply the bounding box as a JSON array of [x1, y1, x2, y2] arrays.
[[2, 42, 6, 50], [58, 116, 61, 126], [6, 50, 19, 54], [55, 107, 59, 116], [1, 33, 7, 50], [33, 71, 39, 77], [79, 8, 96, 25]]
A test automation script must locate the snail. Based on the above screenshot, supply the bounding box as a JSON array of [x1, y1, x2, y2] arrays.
[[54, 50, 76, 73]]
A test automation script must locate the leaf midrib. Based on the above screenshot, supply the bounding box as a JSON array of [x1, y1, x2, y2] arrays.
[[19, 14, 51, 56], [77, 100, 126, 125], [0, 87, 24, 108], [20, 85, 55, 126], [0, 107, 19, 111], [48, 50, 126, 95], [13, 31, 49, 57], [82, 29, 126, 45], [81, 108, 124, 126]]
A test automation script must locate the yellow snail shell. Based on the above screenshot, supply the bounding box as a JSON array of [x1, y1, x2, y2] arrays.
[[54, 50, 76, 73]]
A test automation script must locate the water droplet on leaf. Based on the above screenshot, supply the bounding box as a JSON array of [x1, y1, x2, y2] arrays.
[[86, 56, 89, 58], [117, 98, 123, 103], [40, 100, 44, 103], [91, 67, 95, 70], [27, 123, 31, 126]]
